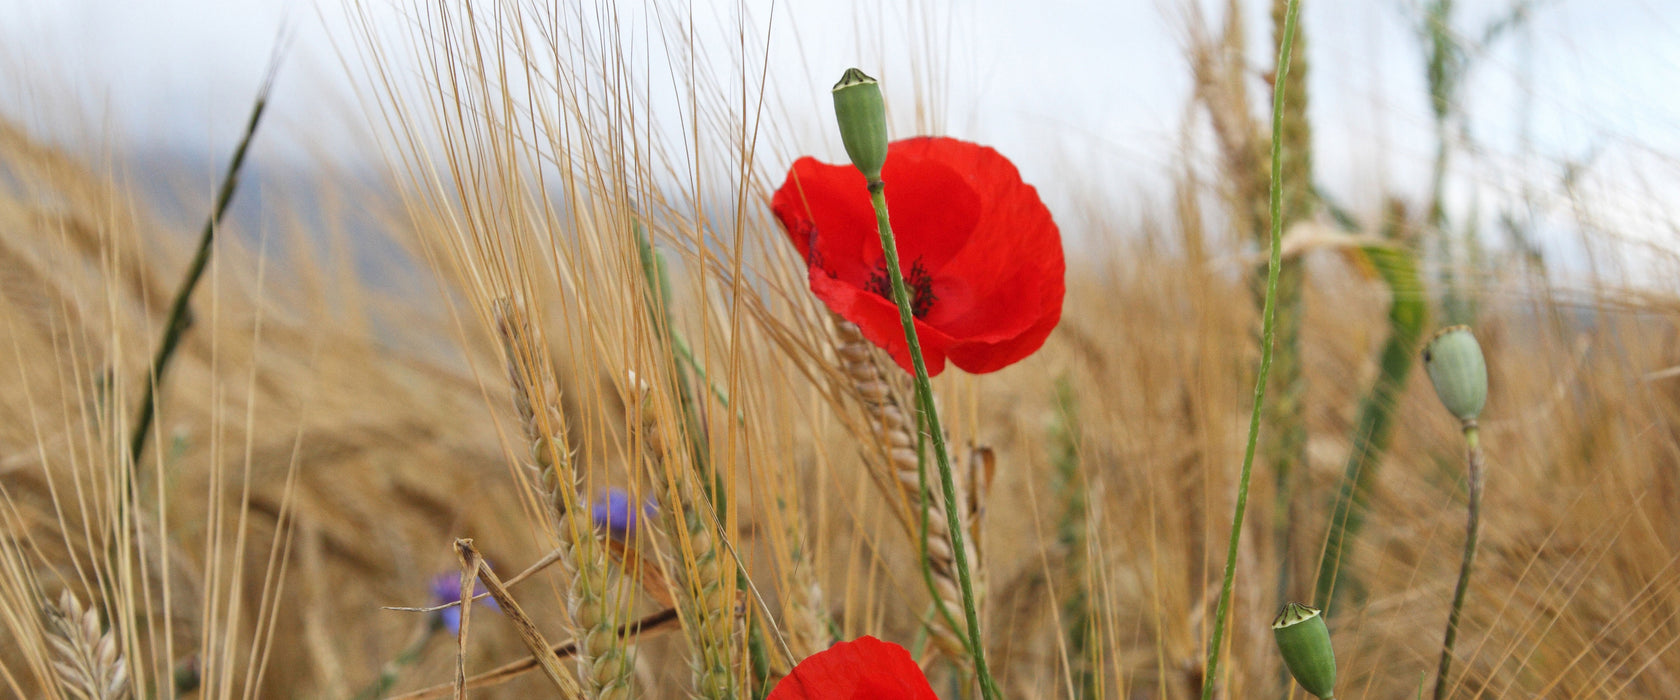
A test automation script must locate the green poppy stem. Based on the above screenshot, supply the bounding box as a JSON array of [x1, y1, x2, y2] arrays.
[[1433, 423, 1483, 700], [1202, 0, 1299, 697], [865, 179, 1000, 700]]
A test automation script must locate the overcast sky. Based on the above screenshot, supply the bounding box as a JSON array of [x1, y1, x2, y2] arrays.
[[2, 1, 1677, 275]]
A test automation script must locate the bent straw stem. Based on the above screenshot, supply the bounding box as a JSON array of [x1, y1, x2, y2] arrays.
[[454, 540, 584, 699]]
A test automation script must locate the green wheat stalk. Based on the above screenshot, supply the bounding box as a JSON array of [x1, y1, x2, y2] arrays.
[[1423, 0, 1543, 326], [128, 61, 278, 469], [106, 60, 279, 671], [1050, 377, 1095, 699], [1314, 198, 1430, 613]]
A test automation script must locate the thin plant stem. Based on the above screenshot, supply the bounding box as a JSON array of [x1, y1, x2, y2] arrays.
[[1433, 424, 1483, 700], [350, 622, 440, 700], [1201, 0, 1300, 697], [864, 179, 1000, 700], [1051, 378, 1096, 699]]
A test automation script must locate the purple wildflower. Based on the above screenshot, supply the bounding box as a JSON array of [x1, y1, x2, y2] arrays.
[[591, 488, 657, 541], [428, 572, 499, 634]]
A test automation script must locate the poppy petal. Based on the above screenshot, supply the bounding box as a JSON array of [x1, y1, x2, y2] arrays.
[[771, 157, 879, 286], [873, 140, 983, 273], [914, 138, 1063, 341], [771, 148, 982, 292], [768, 636, 937, 700], [946, 280, 1063, 373]]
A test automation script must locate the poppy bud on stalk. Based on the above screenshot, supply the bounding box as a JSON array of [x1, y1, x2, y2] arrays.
[[1423, 325, 1487, 422], [1273, 602, 1337, 699], [831, 68, 888, 181]]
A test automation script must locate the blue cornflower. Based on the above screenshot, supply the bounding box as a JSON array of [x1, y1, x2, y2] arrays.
[[591, 488, 657, 541], [429, 572, 499, 634]]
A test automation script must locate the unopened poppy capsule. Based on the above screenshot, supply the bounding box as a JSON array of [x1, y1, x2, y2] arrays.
[[1273, 602, 1336, 699], [1423, 325, 1487, 422], [831, 68, 889, 181]]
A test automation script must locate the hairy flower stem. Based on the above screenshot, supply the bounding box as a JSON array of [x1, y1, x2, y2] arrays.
[[1202, 0, 1299, 697], [1264, 0, 1314, 609], [865, 180, 999, 700], [1433, 423, 1483, 700]]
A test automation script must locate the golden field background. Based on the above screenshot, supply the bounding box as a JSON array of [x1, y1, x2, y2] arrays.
[[3, 1, 1680, 698]]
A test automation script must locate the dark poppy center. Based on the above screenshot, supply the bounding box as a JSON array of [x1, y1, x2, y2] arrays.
[[865, 257, 937, 319]]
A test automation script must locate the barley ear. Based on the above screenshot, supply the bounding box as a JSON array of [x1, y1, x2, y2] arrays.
[[832, 317, 983, 669], [624, 372, 740, 699], [494, 299, 634, 700], [45, 590, 131, 700]]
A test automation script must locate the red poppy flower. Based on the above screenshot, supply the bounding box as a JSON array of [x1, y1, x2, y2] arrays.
[[772, 137, 1064, 376], [768, 636, 936, 700]]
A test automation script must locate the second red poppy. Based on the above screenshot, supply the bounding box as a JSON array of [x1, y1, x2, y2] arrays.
[[767, 636, 936, 700]]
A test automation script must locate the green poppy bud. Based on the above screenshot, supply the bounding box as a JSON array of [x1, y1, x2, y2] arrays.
[[1273, 602, 1336, 699], [831, 68, 888, 181], [1423, 325, 1488, 422]]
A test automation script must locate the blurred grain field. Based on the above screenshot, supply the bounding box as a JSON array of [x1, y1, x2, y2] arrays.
[[3, 1, 1680, 698]]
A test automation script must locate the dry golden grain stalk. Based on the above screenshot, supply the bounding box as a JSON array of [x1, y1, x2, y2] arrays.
[[495, 300, 634, 700], [388, 608, 683, 700]]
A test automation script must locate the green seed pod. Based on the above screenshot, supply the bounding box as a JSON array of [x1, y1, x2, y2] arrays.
[[831, 68, 888, 181], [1273, 602, 1336, 699], [1423, 325, 1488, 422]]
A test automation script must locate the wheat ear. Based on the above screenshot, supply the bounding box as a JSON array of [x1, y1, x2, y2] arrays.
[[832, 318, 983, 667], [44, 590, 131, 700], [494, 300, 634, 700], [624, 372, 740, 699]]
